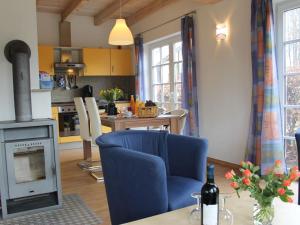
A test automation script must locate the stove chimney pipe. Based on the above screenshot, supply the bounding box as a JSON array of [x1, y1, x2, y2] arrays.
[[4, 40, 32, 122]]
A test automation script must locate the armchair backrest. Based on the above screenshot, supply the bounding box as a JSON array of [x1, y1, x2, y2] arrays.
[[96, 130, 170, 174]]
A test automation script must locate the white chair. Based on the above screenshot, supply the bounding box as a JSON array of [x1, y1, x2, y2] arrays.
[[85, 97, 104, 182], [74, 97, 102, 181], [164, 109, 188, 135]]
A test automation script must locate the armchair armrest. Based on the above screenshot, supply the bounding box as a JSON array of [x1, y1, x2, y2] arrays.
[[100, 146, 168, 225], [167, 134, 208, 182]]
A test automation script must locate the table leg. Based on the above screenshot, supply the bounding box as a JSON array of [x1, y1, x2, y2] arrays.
[[170, 117, 180, 134], [83, 140, 92, 161]]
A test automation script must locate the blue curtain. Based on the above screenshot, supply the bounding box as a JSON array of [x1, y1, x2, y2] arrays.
[[246, 0, 286, 173], [181, 16, 199, 137], [134, 35, 145, 101]]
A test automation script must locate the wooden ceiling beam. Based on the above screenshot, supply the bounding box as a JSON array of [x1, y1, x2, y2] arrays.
[[61, 0, 88, 22], [126, 0, 180, 26], [94, 0, 133, 26]]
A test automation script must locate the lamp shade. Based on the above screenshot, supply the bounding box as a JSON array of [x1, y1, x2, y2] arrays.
[[108, 19, 134, 45]]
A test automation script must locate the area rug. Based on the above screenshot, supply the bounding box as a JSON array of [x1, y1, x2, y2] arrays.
[[0, 194, 102, 225]]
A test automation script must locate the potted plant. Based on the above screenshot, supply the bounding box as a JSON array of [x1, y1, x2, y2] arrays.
[[225, 160, 300, 225], [99, 88, 123, 115]]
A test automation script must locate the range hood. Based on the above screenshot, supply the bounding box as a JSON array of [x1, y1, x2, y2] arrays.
[[55, 49, 85, 70], [54, 62, 84, 69]]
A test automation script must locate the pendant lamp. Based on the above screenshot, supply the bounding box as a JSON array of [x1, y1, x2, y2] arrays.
[[108, 0, 134, 45]]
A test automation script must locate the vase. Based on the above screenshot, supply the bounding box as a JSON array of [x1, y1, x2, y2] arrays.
[[253, 201, 274, 225], [107, 102, 117, 115]]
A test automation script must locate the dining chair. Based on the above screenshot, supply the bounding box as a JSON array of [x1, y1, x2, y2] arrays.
[[74, 97, 101, 180], [85, 97, 104, 182], [164, 109, 188, 135]]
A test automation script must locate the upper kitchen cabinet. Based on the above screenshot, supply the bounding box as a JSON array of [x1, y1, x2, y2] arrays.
[[111, 49, 134, 76], [38, 45, 54, 75], [82, 48, 110, 76]]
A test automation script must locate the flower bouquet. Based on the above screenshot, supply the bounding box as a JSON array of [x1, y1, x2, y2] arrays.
[[225, 160, 300, 225]]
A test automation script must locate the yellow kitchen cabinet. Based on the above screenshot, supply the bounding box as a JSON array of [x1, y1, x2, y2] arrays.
[[111, 49, 134, 76], [83, 48, 111, 76], [38, 46, 54, 75]]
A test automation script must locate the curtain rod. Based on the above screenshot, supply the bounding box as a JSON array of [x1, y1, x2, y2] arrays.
[[137, 10, 196, 36]]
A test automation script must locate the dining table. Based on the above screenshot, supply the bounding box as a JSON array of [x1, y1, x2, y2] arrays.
[[100, 114, 182, 134]]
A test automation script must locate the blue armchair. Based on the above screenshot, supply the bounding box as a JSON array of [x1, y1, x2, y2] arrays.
[[96, 130, 208, 225]]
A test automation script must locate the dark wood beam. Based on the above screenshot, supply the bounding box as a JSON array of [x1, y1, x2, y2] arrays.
[[61, 0, 88, 22], [94, 0, 133, 26], [126, 0, 180, 26]]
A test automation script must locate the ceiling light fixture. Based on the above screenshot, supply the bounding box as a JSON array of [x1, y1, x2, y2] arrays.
[[108, 0, 134, 45]]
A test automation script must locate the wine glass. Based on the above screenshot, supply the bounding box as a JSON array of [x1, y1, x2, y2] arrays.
[[219, 194, 234, 225], [189, 192, 201, 224]]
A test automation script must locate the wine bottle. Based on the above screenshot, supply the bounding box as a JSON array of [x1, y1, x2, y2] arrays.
[[201, 164, 219, 225]]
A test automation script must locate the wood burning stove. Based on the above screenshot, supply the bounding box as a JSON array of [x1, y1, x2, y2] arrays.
[[0, 120, 62, 219], [0, 40, 62, 219]]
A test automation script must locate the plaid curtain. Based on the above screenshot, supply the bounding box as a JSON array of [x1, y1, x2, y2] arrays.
[[134, 35, 145, 101], [181, 16, 199, 137], [246, 0, 286, 173]]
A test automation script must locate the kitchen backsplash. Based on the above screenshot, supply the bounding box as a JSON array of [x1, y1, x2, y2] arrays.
[[51, 76, 135, 103]]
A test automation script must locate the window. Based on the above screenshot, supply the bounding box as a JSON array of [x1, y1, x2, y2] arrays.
[[277, 1, 300, 167], [148, 35, 182, 111]]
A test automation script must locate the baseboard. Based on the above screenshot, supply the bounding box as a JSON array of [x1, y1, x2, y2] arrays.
[[207, 157, 240, 170]]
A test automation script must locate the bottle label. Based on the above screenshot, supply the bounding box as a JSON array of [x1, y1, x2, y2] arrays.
[[203, 204, 218, 225]]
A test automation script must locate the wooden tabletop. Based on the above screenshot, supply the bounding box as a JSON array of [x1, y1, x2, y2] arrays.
[[124, 191, 300, 225]]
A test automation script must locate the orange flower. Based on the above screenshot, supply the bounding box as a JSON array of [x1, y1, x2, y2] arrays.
[[275, 160, 282, 167], [290, 172, 297, 181], [243, 169, 252, 178], [277, 188, 286, 196], [225, 171, 234, 180], [287, 197, 293, 203], [292, 166, 299, 172], [283, 179, 291, 187], [230, 182, 239, 189], [242, 178, 251, 186]]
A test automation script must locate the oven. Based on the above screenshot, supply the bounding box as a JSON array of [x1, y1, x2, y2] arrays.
[[57, 104, 80, 138]]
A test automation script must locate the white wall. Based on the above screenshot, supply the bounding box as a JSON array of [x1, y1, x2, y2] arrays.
[[132, 0, 252, 164], [0, 0, 51, 121], [37, 12, 115, 48]]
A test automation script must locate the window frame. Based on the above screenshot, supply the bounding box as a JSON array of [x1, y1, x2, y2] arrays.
[[276, 0, 300, 166], [146, 33, 182, 110]]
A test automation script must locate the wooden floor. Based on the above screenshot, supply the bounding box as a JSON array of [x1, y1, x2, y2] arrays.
[[60, 148, 235, 225]]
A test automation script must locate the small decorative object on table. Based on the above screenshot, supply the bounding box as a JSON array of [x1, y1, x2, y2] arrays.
[[99, 87, 123, 115], [137, 100, 158, 118], [225, 160, 300, 225]]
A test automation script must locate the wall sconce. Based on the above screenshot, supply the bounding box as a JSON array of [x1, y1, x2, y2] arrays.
[[216, 24, 228, 41]]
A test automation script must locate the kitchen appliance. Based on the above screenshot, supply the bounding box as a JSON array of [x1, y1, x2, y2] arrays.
[[82, 85, 93, 99], [54, 49, 84, 71], [57, 103, 79, 138]]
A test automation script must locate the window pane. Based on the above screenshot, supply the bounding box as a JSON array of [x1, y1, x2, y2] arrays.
[[284, 7, 300, 42], [285, 108, 300, 136], [175, 83, 182, 103], [152, 67, 161, 84], [161, 45, 169, 64], [173, 42, 182, 62], [152, 48, 160, 66], [286, 75, 300, 105], [153, 85, 162, 102], [285, 42, 300, 74], [163, 85, 170, 102], [161, 65, 169, 83], [285, 139, 298, 168], [174, 62, 182, 82]]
